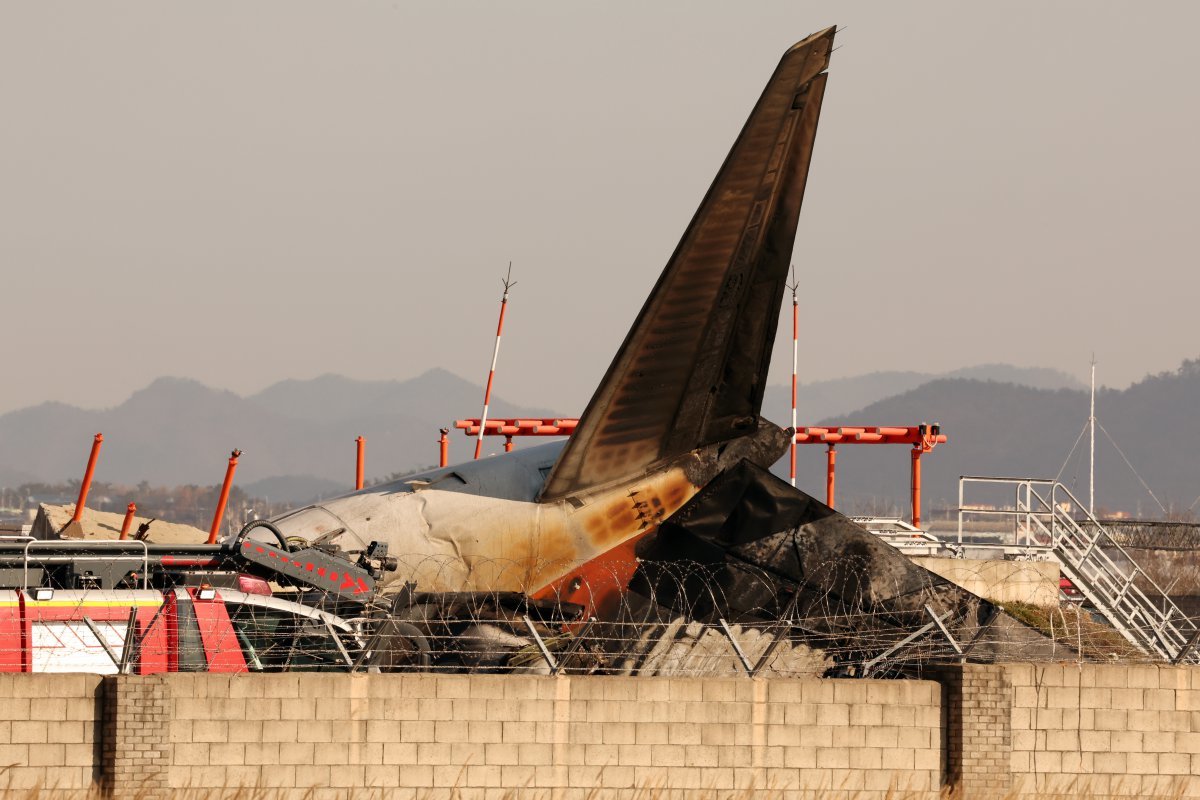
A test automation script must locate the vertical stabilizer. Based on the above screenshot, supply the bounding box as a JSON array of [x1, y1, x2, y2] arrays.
[[541, 28, 835, 501]]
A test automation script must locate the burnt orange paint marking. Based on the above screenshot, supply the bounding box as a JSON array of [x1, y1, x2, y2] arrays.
[[531, 528, 656, 621]]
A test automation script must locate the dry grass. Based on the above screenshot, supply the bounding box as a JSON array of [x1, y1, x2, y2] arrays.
[[1124, 547, 1200, 597], [0, 779, 1194, 800], [997, 601, 1149, 663]]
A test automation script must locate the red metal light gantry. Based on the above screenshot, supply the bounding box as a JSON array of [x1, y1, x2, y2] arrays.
[[447, 420, 946, 529], [795, 426, 946, 529]]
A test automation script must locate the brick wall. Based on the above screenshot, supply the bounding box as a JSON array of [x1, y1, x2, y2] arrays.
[[1005, 663, 1200, 797], [7, 665, 1200, 797], [164, 674, 942, 799], [102, 675, 170, 798], [936, 665, 1012, 795], [0, 673, 101, 792]]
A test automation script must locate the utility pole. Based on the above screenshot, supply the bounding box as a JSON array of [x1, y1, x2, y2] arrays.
[[1090, 355, 1096, 516]]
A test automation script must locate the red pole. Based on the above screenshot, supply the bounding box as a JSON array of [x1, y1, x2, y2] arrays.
[[355, 436, 366, 491], [504, 435, 514, 453], [439, 428, 449, 468], [118, 503, 137, 540], [207, 449, 241, 545], [72, 433, 104, 523], [911, 447, 923, 530], [825, 444, 836, 508], [475, 263, 515, 459]]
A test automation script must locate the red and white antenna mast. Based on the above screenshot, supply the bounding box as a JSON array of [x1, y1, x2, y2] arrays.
[[788, 266, 799, 487], [475, 262, 515, 459]]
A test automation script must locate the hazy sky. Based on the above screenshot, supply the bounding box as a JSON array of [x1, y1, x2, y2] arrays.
[[2, 2, 1197, 417]]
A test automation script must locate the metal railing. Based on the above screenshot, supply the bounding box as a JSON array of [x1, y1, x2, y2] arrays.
[[957, 476, 1200, 664], [957, 476, 1072, 549], [852, 516, 944, 556], [21, 539, 150, 590]]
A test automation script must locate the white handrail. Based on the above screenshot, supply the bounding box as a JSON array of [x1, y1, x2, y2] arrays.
[[956, 476, 1199, 664]]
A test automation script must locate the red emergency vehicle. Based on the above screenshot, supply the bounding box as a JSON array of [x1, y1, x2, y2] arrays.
[[0, 586, 360, 673], [0, 523, 390, 674]]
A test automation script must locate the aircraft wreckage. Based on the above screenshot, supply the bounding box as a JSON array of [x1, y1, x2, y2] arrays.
[[10, 27, 1064, 676], [235, 25, 1061, 676]]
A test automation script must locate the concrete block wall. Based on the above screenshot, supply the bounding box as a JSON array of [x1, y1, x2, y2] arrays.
[[1004, 663, 1200, 797], [912, 558, 1060, 606], [164, 673, 942, 799], [11, 664, 1200, 797], [0, 673, 101, 792]]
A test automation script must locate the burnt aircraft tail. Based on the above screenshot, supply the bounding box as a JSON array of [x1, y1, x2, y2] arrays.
[[541, 28, 835, 501]]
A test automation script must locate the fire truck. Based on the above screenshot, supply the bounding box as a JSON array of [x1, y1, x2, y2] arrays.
[[0, 521, 404, 674], [0, 521, 579, 675], [0, 586, 359, 673]]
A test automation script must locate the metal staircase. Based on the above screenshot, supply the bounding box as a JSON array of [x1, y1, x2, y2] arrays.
[[959, 477, 1200, 664]]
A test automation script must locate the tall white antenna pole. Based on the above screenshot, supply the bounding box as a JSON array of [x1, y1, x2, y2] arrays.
[[1089, 355, 1096, 515], [788, 267, 799, 488]]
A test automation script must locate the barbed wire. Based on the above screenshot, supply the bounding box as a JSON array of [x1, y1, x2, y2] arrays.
[[0, 553, 1165, 677], [1101, 520, 1200, 550]]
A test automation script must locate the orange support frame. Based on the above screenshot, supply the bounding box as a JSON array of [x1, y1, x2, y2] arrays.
[[455, 418, 578, 437], [355, 436, 366, 491], [798, 425, 945, 527], [118, 503, 137, 541], [825, 445, 836, 508], [72, 433, 104, 523], [911, 446, 923, 530], [207, 450, 241, 545]]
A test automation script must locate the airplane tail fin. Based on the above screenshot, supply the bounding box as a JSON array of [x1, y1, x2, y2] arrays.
[[540, 28, 835, 502]]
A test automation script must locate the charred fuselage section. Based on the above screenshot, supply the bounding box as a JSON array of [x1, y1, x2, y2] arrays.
[[628, 461, 1060, 675]]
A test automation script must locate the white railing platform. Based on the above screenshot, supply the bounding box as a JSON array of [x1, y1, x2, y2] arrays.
[[957, 476, 1200, 664]]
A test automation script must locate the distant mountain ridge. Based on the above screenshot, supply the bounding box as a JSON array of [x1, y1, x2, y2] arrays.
[[791, 360, 1200, 516], [248, 370, 511, 423], [0, 369, 555, 503], [3, 361, 1181, 514], [763, 364, 1085, 425]]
